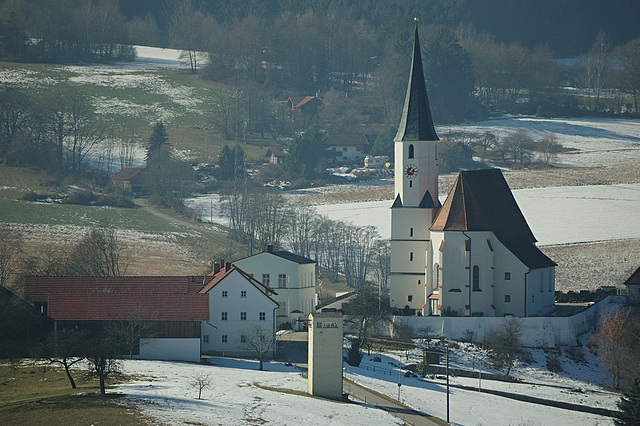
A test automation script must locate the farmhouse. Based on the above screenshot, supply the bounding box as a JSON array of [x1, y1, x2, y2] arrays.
[[110, 167, 146, 194], [233, 245, 317, 330], [24, 276, 209, 362], [200, 261, 279, 356], [389, 24, 556, 317], [325, 133, 370, 165]]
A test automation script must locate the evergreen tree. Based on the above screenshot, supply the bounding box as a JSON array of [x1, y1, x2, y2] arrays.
[[217, 144, 246, 181], [285, 128, 326, 181], [146, 121, 170, 165], [372, 125, 396, 158], [424, 28, 475, 124], [616, 377, 640, 425], [346, 339, 363, 367]]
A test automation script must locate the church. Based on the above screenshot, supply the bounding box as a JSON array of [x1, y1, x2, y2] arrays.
[[389, 24, 557, 317]]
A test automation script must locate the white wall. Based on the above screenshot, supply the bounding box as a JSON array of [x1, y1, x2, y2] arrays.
[[139, 338, 201, 363], [387, 296, 623, 348], [201, 269, 278, 356]]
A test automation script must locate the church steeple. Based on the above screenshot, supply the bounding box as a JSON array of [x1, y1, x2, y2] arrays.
[[395, 20, 439, 142]]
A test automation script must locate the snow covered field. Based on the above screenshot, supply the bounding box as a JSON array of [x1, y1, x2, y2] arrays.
[[115, 344, 620, 426]]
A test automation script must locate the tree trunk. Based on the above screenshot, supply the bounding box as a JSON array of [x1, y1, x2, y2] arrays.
[[64, 365, 77, 389]]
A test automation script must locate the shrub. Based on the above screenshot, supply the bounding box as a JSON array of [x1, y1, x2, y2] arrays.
[[546, 355, 563, 373], [416, 361, 428, 377]]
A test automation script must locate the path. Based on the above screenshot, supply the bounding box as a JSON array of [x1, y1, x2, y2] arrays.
[[344, 378, 446, 426], [133, 198, 225, 237]]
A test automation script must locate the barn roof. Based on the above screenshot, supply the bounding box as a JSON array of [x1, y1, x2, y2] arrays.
[[625, 266, 640, 286]]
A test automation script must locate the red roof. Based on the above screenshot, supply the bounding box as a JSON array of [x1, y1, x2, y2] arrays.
[[47, 293, 209, 321], [111, 167, 146, 182], [25, 276, 208, 303], [431, 169, 556, 269], [24, 276, 211, 322]]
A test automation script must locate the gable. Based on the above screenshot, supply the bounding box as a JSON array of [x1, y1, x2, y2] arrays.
[[200, 267, 278, 307]]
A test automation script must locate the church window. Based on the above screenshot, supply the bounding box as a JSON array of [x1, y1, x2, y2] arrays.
[[409, 181, 413, 188], [410, 252, 414, 261], [435, 264, 441, 286], [410, 228, 413, 237], [472, 265, 480, 291], [504, 295, 511, 302], [532, 295, 535, 303], [408, 295, 413, 302], [417, 280, 421, 285], [408, 144, 414, 158], [504, 272, 511, 280]]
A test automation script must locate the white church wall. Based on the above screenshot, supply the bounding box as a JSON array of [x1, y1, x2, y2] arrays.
[[492, 239, 529, 317], [386, 296, 624, 348]]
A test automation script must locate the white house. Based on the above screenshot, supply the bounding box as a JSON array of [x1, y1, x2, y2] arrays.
[[199, 262, 279, 356], [233, 245, 317, 330], [389, 24, 556, 317]]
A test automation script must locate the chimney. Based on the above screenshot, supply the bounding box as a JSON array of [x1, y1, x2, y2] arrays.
[[225, 262, 231, 271], [267, 244, 273, 253], [214, 261, 221, 274]]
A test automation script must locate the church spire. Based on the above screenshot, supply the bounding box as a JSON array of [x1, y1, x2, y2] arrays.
[[395, 19, 439, 142]]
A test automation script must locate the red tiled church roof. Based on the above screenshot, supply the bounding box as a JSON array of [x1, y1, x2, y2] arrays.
[[431, 168, 556, 269]]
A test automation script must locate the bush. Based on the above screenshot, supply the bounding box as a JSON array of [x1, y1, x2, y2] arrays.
[[95, 195, 135, 208], [546, 355, 563, 373], [63, 190, 96, 205], [346, 340, 363, 367], [416, 361, 428, 377]]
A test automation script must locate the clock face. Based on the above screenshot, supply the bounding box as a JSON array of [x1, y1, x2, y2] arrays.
[[404, 164, 418, 179]]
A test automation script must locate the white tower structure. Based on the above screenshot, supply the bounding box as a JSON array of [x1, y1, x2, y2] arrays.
[[389, 22, 441, 313], [307, 312, 344, 400]]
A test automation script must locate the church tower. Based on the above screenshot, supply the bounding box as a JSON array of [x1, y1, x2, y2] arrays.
[[389, 21, 440, 312]]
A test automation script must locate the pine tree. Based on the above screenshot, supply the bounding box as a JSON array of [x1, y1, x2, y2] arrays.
[[616, 377, 640, 425], [146, 121, 170, 165], [346, 339, 363, 367]]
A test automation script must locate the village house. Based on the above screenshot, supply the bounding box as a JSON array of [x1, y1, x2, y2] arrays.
[[200, 261, 278, 357], [110, 167, 146, 194], [325, 133, 370, 165], [265, 146, 288, 165], [624, 266, 640, 305], [286, 95, 323, 127], [233, 245, 317, 331]]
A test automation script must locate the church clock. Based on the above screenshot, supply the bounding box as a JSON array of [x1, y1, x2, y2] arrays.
[[404, 164, 418, 179]]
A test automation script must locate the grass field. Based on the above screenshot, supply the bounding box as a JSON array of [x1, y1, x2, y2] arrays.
[[0, 362, 148, 426]]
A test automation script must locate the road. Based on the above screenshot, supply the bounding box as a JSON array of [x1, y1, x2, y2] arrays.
[[344, 379, 446, 426]]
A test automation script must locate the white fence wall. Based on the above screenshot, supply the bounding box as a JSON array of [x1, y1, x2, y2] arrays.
[[138, 338, 201, 363], [390, 296, 624, 348]]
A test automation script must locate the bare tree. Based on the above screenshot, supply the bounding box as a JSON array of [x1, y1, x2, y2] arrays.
[[586, 30, 611, 112], [170, 1, 212, 74], [0, 225, 23, 288], [190, 371, 212, 399], [39, 328, 87, 389], [68, 227, 129, 277], [84, 334, 123, 395], [345, 288, 392, 355], [240, 324, 276, 371], [105, 306, 158, 359], [536, 133, 561, 165], [587, 306, 640, 390], [484, 317, 523, 376]]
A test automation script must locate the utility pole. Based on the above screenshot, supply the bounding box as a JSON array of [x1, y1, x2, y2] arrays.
[[446, 344, 450, 423]]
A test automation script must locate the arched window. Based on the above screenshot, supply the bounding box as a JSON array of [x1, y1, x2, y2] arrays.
[[410, 228, 414, 237], [410, 252, 414, 261], [472, 265, 480, 291], [408, 144, 414, 158], [435, 263, 440, 287]]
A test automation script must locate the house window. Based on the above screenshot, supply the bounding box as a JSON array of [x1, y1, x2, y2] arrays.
[[532, 295, 535, 303], [203, 335, 209, 343], [262, 274, 270, 287], [221, 335, 227, 343], [277, 301, 287, 317], [505, 295, 511, 303], [222, 290, 228, 298], [505, 272, 511, 280], [278, 274, 287, 288], [221, 312, 228, 321], [408, 295, 413, 302], [408, 144, 414, 158], [241, 290, 247, 298], [472, 265, 480, 291], [241, 312, 247, 320], [343, 147, 347, 152], [259, 312, 266, 321], [240, 334, 247, 343]]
